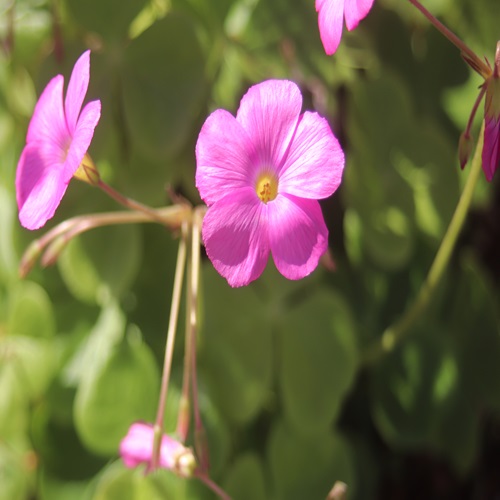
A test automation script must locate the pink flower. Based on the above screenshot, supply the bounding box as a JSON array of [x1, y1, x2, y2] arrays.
[[482, 43, 500, 182], [16, 50, 101, 230], [316, 0, 375, 55], [195, 80, 344, 287], [120, 422, 196, 477]]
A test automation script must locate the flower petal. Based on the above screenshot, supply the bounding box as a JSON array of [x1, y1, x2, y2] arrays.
[[120, 422, 155, 468], [16, 143, 70, 230], [65, 99, 101, 178], [344, 0, 375, 31], [268, 194, 328, 280], [26, 75, 68, 149], [202, 187, 270, 287], [65, 50, 91, 136], [482, 115, 500, 182], [236, 80, 302, 172], [119, 422, 189, 471], [316, 0, 345, 55], [279, 111, 344, 199], [196, 109, 255, 206]]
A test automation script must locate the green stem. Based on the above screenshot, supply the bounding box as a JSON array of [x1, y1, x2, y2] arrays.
[[19, 205, 190, 277], [151, 223, 188, 469], [97, 179, 179, 226], [176, 231, 193, 443], [195, 471, 232, 500], [189, 207, 209, 473], [363, 122, 484, 365], [407, 0, 491, 78]]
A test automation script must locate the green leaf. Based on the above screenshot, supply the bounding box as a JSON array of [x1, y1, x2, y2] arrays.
[[63, 301, 126, 386], [268, 421, 355, 500], [121, 12, 206, 162], [8, 280, 55, 338], [58, 225, 142, 304], [0, 186, 18, 284], [345, 74, 417, 270], [200, 264, 273, 425], [0, 434, 32, 500], [74, 331, 159, 456], [91, 461, 190, 500], [0, 361, 29, 436], [278, 289, 358, 435], [223, 453, 268, 500], [65, 0, 149, 40], [370, 327, 459, 450], [0, 336, 57, 400]]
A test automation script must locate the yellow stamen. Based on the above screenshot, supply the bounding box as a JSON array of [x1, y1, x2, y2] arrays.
[[255, 173, 278, 204]]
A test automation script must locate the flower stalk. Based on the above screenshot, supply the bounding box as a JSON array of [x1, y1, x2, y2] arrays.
[[18, 205, 191, 277], [151, 222, 189, 469], [363, 121, 485, 365], [407, 0, 491, 79]]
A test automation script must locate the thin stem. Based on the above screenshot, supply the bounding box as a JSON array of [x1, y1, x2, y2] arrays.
[[176, 231, 193, 442], [19, 205, 190, 277], [189, 207, 209, 472], [97, 179, 179, 226], [464, 85, 487, 139], [407, 0, 491, 79], [151, 222, 189, 469], [195, 471, 232, 500], [363, 122, 485, 365]]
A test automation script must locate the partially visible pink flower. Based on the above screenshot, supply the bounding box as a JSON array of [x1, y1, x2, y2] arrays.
[[16, 50, 101, 230], [195, 79, 344, 287], [120, 422, 196, 477], [482, 43, 500, 182], [316, 0, 375, 55]]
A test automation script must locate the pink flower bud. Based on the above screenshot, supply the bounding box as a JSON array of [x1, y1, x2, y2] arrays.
[[119, 422, 196, 477]]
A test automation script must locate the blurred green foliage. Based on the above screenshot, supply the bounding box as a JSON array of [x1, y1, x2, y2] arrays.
[[1, 0, 499, 498]]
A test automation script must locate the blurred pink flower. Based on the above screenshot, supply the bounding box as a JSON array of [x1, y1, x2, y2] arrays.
[[316, 0, 375, 55], [482, 44, 500, 181], [120, 422, 196, 477], [16, 50, 101, 230], [195, 79, 344, 287]]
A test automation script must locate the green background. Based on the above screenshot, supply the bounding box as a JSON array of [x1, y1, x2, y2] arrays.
[[1, 0, 499, 498]]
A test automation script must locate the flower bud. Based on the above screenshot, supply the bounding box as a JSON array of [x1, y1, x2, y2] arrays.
[[120, 422, 196, 477], [458, 131, 474, 170], [482, 41, 500, 181]]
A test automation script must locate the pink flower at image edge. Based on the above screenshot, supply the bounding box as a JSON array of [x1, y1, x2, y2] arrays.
[[195, 79, 345, 287], [316, 0, 375, 55], [482, 44, 500, 182], [16, 50, 101, 230]]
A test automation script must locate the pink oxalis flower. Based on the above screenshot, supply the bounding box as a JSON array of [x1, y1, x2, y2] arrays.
[[16, 50, 101, 230], [316, 0, 375, 55], [482, 42, 500, 181], [195, 79, 344, 288], [120, 422, 196, 477]]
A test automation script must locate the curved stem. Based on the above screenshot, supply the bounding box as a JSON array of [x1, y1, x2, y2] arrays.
[[363, 122, 485, 365], [195, 471, 232, 500], [19, 205, 190, 277], [151, 223, 188, 469], [407, 0, 491, 79], [97, 179, 181, 226]]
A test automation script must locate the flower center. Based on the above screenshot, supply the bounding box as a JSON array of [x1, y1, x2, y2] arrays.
[[256, 173, 278, 204]]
